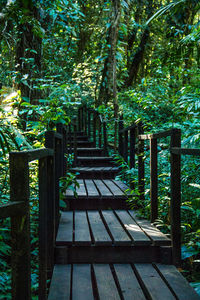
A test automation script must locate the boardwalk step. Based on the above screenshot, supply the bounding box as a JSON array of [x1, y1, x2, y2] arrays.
[[64, 179, 129, 209], [76, 147, 105, 157], [72, 141, 94, 148], [77, 156, 116, 167], [55, 210, 171, 263], [71, 166, 119, 179], [48, 263, 199, 300], [67, 135, 89, 141]]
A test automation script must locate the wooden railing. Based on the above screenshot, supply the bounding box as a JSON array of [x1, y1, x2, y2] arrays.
[[170, 147, 200, 266], [138, 128, 181, 266], [77, 105, 200, 267], [0, 125, 69, 300]]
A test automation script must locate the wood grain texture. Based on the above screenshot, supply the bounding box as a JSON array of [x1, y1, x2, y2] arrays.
[[48, 265, 71, 300], [93, 264, 121, 300], [56, 212, 73, 244], [72, 264, 94, 300]]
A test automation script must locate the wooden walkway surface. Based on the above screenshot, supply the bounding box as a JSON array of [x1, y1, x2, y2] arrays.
[[48, 131, 199, 299]]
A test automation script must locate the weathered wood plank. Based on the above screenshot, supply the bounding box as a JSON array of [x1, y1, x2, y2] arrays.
[[76, 179, 87, 197], [114, 264, 146, 300], [87, 211, 112, 245], [72, 264, 93, 300], [112, 180, 131, 196], [134, 264, 175, 300], [48, 265, 71, 300], [93, 180, 113, 197], [101, 210, 131, 245], [115, 210, 151, 245], [129, 211, 171, 245], [74, 211, 91, 245], [155, 264, 200, 300], [85, 179, 100, 198], [103, 180, 125, 197], [56, 212, 73, 244], [93, 264, 120, 300]]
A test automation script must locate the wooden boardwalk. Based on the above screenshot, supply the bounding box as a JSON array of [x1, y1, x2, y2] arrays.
[[48, 129, 199, 299]]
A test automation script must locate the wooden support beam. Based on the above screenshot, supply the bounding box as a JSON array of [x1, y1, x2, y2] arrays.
[[10, 153, 31, 300], [129, 128, 135, 169], [124, 131, 128, 163], [118, 115, 124, 157], [150, 138, 158, 222], [138, 123, 145, 202], [170, 129, 181, 266]]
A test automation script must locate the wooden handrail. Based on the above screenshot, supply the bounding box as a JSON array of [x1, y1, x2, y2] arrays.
[[0, 125, 68, 300], [0, 201, 26, 218], [139, 129, 173, 140], [10, 148, 53, 162], [171, 147, 200, 155], [118, 123, 137, 134]]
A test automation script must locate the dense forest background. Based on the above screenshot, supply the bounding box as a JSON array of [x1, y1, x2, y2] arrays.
[[0, 0, 200, 298]]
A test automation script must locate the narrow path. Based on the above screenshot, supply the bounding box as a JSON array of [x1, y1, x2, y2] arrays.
[[48, 130, 199, 299]]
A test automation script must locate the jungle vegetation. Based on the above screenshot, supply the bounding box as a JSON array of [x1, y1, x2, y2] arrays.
[[0, 0, 199, 298]]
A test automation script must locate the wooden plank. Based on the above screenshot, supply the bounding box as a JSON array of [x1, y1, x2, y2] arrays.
[[114, 264, 146, 300], [74, 211, 91, 245], [114, 210, 151, 245], [48, 265, 71, 300], [56, 212, 73, 244], [85, 179, 100, 197], [87, 211, 112, 245], [72, 264, 93, 300], [93, 264, 120, 300], [101, 211, 131, 245], [76, 179, 87, 197], [93, 180, 113, 197], [112, 180, 131, 196], [155, 264, 200, 300], [129, 211, 171, 245], [103, 180, 125, 197], [134, 264, 175, 300], [102, 167, 112, 171]]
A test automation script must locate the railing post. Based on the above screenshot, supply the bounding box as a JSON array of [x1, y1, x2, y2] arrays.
[[68, 124, 72, 154], [84, 106, 87, 134], [130, 127, 136, 169], [98, 115, 102, 148], [56, 123, 65, 177], [10, 153, 31, 300], [88, 109, 91, 138], [55, 137, 62, 231], [170, 128, 181, 266], [138, 122, 145, 201], [80, 106, 83, 131], [38, 156, 48, 300], [124, 130, 128, 163], [78, 108, 81, 131], [93, 111, 96, 147], [118, 115, 124, 156], [73, 123, 77, 167], [150, 138, 158, 222], [103, 120, 108, 156], [45, 133, 56, 264]]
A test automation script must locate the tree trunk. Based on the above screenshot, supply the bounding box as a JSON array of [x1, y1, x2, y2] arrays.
[[15, 0, 42, 104], [125, 0, 153, 87], [97, 0, 121, 149]]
